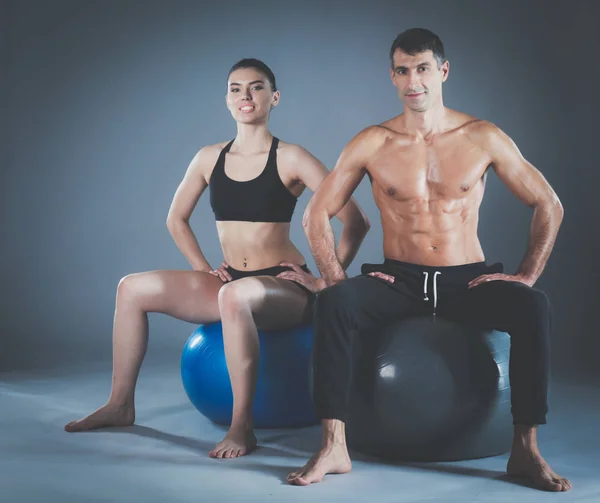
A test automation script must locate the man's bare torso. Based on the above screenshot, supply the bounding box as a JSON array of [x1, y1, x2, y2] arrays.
[[365, 111, 493, 267]]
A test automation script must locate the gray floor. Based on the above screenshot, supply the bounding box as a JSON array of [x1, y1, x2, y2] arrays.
[[2, 360, 599, 503]]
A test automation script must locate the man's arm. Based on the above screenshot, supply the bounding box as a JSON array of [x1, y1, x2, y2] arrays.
[[481, 123, 564, 285], [282, 144, 370, 271], [302, 128, 380, 286]]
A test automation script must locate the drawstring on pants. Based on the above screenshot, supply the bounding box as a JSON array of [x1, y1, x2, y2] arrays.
[[423, 271, 442, 315]]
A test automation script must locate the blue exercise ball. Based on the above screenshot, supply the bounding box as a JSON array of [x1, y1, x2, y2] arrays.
[[181, 322, 318, 428], [346, 316, 512, 462]]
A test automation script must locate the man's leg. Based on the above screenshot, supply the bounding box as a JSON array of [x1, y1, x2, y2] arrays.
[[288, 275, 419, 486], [444, 280, 571, 492]]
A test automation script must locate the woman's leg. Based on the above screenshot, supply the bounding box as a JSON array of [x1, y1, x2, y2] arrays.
[[65, 270, 224, 432], [209, 276, 311, 459]]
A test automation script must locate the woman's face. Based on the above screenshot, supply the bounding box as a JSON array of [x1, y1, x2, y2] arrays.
[[226, 67, 279, 124]]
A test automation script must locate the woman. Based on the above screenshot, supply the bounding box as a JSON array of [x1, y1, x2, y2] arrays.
[[64, 59, 370, 459]]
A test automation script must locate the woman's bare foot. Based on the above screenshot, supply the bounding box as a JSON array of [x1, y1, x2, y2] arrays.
[[64, 403, 135, 432], [287, 443, 352, 486], [209, 428, 257, 459], [507, 427, 572, 492]]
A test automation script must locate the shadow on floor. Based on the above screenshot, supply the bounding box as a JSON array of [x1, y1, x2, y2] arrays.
[[80, 424, 544, 489]]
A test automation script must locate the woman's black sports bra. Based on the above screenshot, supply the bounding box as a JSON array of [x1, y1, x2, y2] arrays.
[[209, 137, 298, 223]]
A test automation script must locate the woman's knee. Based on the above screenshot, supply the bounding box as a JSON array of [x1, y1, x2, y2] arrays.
[[117, 273, 143, 302], [116, 271, 166, 306], [218, 279, 264, 316]]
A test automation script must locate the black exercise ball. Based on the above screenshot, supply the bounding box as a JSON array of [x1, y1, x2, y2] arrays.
[[345, 316, 512, 462]]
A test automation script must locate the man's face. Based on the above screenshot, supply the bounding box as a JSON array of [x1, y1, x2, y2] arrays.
[[390, 49, 449, 112], [225, 67, 279, 124]]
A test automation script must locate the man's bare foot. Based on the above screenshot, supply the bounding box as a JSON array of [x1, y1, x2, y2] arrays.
[[507, 449, 572, 492], [287, 444, 352, 486], [209, 428, 257, 459], [64, 403, 135, 432]]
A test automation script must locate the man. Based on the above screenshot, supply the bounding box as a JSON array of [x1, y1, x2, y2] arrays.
[[282, 28, 571, 491]]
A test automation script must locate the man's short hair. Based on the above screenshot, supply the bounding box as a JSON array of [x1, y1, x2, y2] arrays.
[[389, 28, 446, 68]]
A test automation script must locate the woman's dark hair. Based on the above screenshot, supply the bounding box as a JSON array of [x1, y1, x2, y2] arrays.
[[228, 58, 277, 92], [389, 28, 446, 68]]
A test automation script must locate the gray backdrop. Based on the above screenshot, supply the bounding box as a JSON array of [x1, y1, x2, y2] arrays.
[[2, 0, 598, 379]]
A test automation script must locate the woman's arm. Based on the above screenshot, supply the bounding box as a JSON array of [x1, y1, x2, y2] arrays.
[[166, 146, 219, 272]]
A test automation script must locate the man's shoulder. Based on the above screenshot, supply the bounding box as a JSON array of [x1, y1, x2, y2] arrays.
[[354, 123, 398, 146], [457, 117, 518, 161], [456, 117, 508, 152]]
